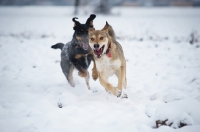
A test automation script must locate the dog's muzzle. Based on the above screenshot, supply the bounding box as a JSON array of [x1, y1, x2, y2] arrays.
[[82, 42, 89, 50], [93, 44, 105, 58]]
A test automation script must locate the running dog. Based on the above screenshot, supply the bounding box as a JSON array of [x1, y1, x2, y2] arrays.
[[88, 22, 127, 98], [51, 14, 98, 89]]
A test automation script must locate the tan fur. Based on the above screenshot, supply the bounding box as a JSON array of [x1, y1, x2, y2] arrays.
[[75, 54, 83, 59], [76, 36, 81, 41], [78, 69, 88, 77], [89, 22, 127, 97]]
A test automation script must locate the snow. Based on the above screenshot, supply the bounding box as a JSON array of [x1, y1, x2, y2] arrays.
[[150, 89, 188, 103], [0, 6, 200, 132], [154, 98, 200, 128]]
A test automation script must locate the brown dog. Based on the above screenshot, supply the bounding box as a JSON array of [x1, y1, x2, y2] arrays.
[[89, 22, 127, 98]]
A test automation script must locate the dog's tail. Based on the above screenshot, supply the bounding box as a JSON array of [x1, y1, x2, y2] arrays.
[[51, 43, 64, 50]]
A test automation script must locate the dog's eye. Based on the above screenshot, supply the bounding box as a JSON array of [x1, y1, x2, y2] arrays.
[[100, 37, 103, 40], [91, 38, 94, 41]]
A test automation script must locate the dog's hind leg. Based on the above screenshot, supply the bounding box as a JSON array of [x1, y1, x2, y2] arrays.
[[115, 65, 127, 98], [68, 65, 75, 87], [122, 63, 128, 98], [77, 68, 91, 90], [118, 65, 126, 90], [61, 61, 75, 87], [121, 78, 128, 98]]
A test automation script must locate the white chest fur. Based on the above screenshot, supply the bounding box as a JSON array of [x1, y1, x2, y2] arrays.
[[96, 55, 121, 77]]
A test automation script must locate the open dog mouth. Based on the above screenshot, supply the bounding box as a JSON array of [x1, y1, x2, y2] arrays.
[[94, 45, 105, 58]]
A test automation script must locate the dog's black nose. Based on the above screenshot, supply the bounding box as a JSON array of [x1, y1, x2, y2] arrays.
[[94, 44, 99, 48]]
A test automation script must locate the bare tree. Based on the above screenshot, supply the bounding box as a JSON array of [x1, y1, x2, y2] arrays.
[[95, 0, 110, 14], [74, 0, 80, 15]]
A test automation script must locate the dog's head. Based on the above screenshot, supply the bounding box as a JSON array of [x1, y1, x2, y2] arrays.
[[73, 14, 96, 51], [88, 22, 110, 59]]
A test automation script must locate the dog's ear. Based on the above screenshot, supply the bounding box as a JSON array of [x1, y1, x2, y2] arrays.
[[72, 17, 81, 30], [101, 21, 109, 32], [86, 14, 96, 27], [88, 28, 95, 34]]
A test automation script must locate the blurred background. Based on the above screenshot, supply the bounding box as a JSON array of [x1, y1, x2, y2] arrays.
[[0, 0, 200, 15], [1, 0, 200, 6]]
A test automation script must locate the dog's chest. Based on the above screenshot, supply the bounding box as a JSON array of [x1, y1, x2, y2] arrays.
[[96, 56, 121, 76]]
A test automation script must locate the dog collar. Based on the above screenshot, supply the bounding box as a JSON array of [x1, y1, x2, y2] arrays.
[[105, 43, 111, 58]]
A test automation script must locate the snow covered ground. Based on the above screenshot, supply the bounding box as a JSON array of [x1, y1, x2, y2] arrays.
[[0, 6, 200, 132]]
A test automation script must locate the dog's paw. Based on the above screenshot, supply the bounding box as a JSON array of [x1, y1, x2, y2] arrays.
[[87, 85, 91, 90], [92, 69, 98, 81], [69, 82, 75, 87], [116, 90, 122, 97], [92, 72, 98, 81], [78, 71, 87, 77]]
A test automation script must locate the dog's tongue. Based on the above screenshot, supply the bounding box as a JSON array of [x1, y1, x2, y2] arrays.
[[94, 48, 102, 57]]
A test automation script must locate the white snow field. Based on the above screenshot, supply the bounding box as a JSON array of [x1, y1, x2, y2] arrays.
[[0, 6, 200, 132]]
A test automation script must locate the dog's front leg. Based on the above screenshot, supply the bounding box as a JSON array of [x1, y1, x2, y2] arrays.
[[99, 74, 121, 97], [70, 57, 88, 77], [73, 60, 91, 90], [88, 53, 98, 80], [92, 59, 98, 80]]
